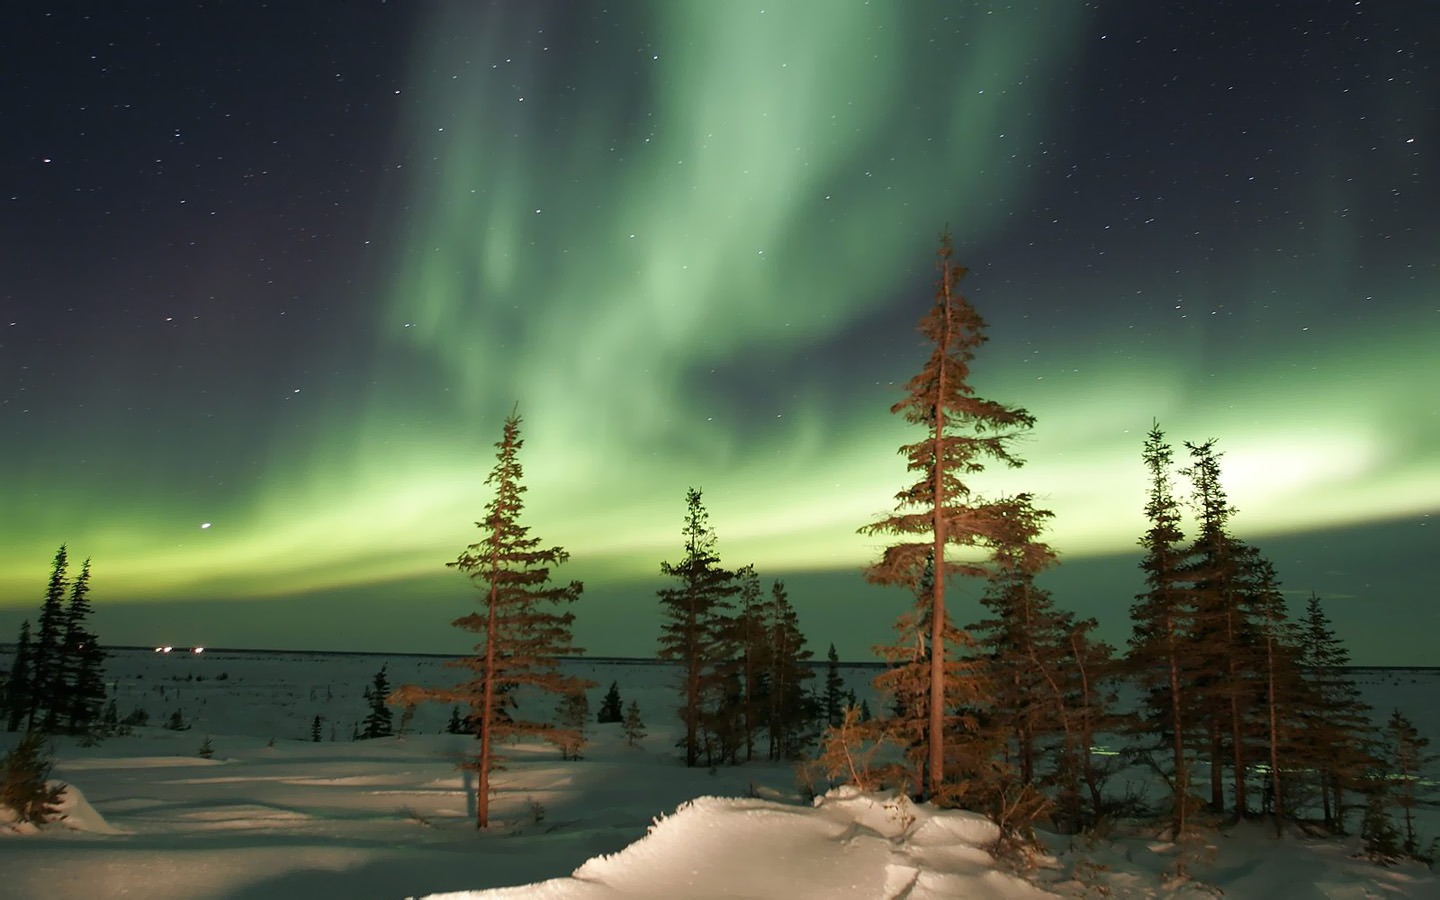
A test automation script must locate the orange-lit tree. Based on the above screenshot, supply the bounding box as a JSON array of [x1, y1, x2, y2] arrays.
[[402, 411, 590, 828], [861, 231, 1042, 802]]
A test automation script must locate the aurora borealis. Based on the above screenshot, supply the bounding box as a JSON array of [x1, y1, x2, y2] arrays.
[[2, 2, 1435, 663]]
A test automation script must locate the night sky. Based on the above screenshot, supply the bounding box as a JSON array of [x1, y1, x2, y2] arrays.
[[3, 2, 1435, 664]]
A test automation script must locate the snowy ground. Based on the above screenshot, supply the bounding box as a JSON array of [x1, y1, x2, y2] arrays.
[[0, 648, 1436, 899]]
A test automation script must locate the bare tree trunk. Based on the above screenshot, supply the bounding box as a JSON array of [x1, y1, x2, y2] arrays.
[[477, 580, 499, 829]]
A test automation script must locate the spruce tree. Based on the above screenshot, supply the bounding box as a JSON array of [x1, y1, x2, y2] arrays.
[[656, 488, 737, 767], [764, 579, 815, 761], [1382, 708, 1435, 858], [397, 411, 590, 828], [731, 565, 769, 763], [622, 700, 646, 748], [360, 664, 394, 739], [1125, 423, 1195, 857], [5, 622, 32, 733], [1181, 439, 1259, 817], [29, 547, 70, 731], [597, 682, 624, 724], [823, 644, 845, 729], [1297, 593, 1376, 833], [969, 499, 1061, 793], [859, 231, 1040, 802], [312, 715, 324, 742], [61, 559, 106, 735], [555, 689, 589, 760]]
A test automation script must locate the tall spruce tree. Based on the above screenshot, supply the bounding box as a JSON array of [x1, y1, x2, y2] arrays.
[[823, 644, 845, 729], [1182, 439, 1261, 817], [29, 546, 70, 731], [597, 682, 624, 724], [859, 231, 1039, 802], [61, 558, 106, 734], [1297, 593, 1376, 833], [656, 488, 737, 767], [395, 411, 590, 828], [5, 622, 33, 732], [1125, 423, 1195, 857], [764, 579, 814, 761], [731, 565, 769, 763]]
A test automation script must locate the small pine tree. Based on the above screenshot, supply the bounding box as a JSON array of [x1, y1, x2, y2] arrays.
[[597, 682, 624, 724], [1383, 708, 1435, 858], [446, 706, 465, 735], [360, 664, 394, 739], [311, 715, 323, 742], [622, 700, 646, 748], [1361, 786, 1401, 863], [165, 710, 188, 731], [197, 735, 214, 759], [1, 732, 64, 826], [555, 690, 589, 760]]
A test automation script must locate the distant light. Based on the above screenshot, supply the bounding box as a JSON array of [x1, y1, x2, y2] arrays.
[[200, 522, 212, 529], [163, 646, 173, 653], [193, 647, 205, 654]]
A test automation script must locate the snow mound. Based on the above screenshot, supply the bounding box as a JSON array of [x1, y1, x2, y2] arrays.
[[420, 789, 1048, 900]]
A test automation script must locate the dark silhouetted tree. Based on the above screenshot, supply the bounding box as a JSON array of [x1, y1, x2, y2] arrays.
[[656, 488, 737, 767], [1125, 423, 1197, 867], [29, 547, 70, 731], [1, 732, 63, 825], [823, 644, 845, 729], [360, 664, 394, 739], [61, 558, 106, 735], [764, 579, 815, 761], [5, 622, 33, 732], [1297, 593, 1376, 833], [597, 682, 624, 724]]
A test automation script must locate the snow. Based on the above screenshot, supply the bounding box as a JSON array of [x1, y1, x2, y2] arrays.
[[0, 648, 1435, 899]]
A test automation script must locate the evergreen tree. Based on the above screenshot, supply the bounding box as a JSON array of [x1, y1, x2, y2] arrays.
[[731, 565, 769, 762], [764, 579, 815, 761], [1297, 593, 1376, 833], [859, 231, 1039, 802], [622, 700, 646, 748], [61, 558, 106, 735], [29, 546, 70, 731], [311, 715, 324, 742], [446, 706, 465, 735], [1247, 556, 1306, 837], [656, 488, 737, 767], [555, 689, 589, 760], [360, 664, 394, 739], [969, 500, 1061, 792], [1125, 423, 1196, 858], [597, 682, 624, 724], [5, 621, 32, 733], [1360, 785, 1401, 863], [395, 411, 591, 828], [1181, 439, 1261, 817], [1382, 708, 1435, 857], [823, 644, 845, 729]]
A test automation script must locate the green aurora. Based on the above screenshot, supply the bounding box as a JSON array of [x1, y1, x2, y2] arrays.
[[2, 2, 1435, 662]]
